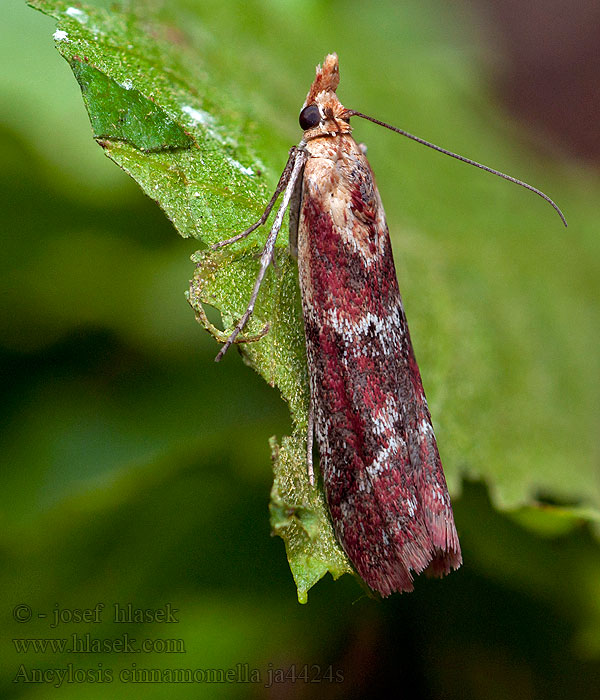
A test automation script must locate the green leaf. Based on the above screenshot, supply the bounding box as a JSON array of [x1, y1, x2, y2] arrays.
[[269, 436, 353, 604], [27, 0, 353, 599], [28, 0, 272, 241], [70, 59, 194, 151]]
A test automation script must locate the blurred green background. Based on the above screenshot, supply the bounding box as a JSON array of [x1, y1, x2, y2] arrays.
[[2, 0, 599, 698]]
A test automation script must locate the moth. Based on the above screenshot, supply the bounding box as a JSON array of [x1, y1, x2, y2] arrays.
[[209, 54, 566, 596]]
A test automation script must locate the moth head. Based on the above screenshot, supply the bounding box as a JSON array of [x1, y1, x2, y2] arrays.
[[300, 53, 352, 140]]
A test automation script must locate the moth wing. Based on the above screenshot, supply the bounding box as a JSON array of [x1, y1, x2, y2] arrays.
[[298, 142, 460, 595]]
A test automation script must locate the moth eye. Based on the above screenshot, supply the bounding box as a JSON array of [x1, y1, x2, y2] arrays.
[[299, 104, 321, 130]]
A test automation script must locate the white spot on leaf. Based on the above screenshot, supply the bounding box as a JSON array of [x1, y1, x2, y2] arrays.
[[65, 7, 88, 23], [182, 105, 217, 129], [226, 156, 254, 177], [180, 104, 239, 149]]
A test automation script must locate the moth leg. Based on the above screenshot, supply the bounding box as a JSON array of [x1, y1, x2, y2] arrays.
[[306, 399, 315, 486], [287, 162, 304, 259], [211, 146, 300, 251], [215, 148, 308, 362]]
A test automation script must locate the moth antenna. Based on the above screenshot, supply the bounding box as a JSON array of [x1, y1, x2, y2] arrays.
[[347, 110, 567, 227]]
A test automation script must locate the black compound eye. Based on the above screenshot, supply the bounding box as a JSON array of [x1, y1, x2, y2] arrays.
[[299, 104, 321, 130]]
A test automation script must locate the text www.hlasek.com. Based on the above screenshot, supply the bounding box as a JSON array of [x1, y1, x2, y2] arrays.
[[13, 632, 184, 655]]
